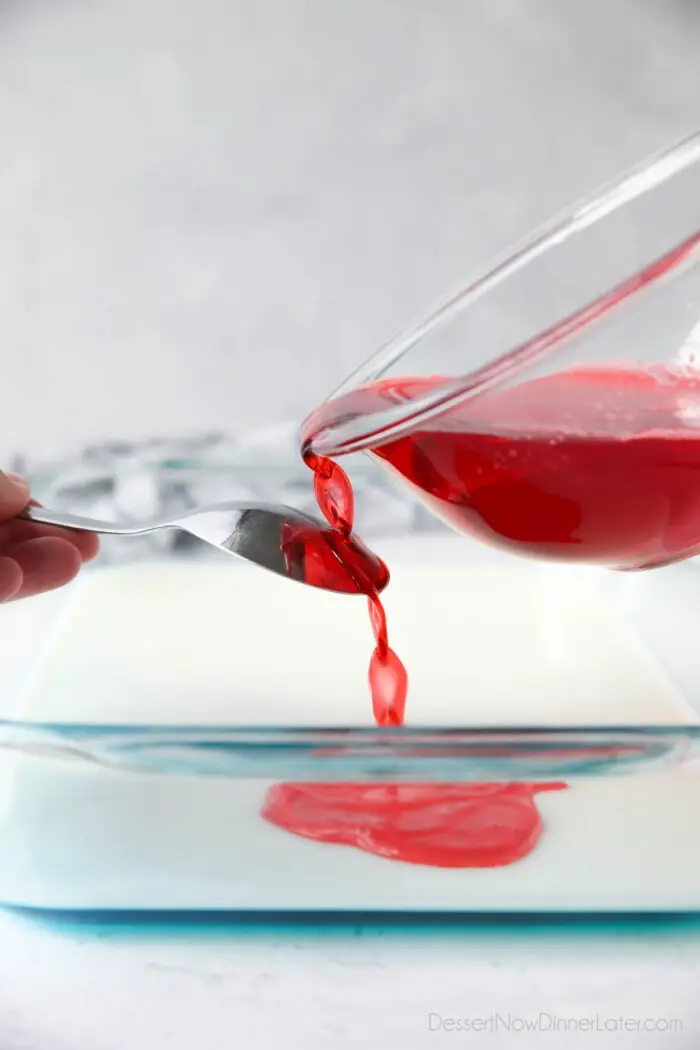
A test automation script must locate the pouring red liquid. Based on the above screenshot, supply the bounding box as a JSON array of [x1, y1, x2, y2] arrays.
[[301, 362, 700, 725], [300, 443, 408, 726], [269, 363, 700, 869]]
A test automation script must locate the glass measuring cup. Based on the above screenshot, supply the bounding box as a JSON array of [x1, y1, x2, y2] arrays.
[[301, 132, 700, 571]]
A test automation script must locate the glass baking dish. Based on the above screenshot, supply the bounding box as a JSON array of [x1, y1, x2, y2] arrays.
[[1, 438, 700, 914]]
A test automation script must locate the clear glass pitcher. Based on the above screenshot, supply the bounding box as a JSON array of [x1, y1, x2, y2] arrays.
[[301, 132, 700, 571]]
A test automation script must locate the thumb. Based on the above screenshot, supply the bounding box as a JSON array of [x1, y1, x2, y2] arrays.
[[0, 471, 31, 520]]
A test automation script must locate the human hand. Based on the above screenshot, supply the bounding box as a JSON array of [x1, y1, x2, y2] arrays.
[[0, 471, 99, 601]]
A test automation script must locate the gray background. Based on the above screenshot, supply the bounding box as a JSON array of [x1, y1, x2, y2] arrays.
[[0, 0, 698, 460], [1, 7, 700, 1049]]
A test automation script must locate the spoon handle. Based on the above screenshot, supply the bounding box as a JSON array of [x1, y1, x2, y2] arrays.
[[21, 504, 155, 536]]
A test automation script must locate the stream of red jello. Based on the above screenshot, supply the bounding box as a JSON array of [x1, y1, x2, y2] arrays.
[[301, 444, 408, 726]]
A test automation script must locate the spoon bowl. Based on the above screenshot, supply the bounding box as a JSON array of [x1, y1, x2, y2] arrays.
[[21, 502, 389, 597]]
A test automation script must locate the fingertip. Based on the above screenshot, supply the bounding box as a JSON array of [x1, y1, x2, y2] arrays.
[[7, 537, 82, 599], [0, 517, 101, 561], [0, 555, 23, 602], [76, 530, 100, 563]]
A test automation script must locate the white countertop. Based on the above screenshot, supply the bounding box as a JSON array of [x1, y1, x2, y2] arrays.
[[1, 908, 700, 1050]]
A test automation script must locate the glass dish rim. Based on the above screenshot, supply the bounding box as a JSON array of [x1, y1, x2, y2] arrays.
[[2, 721, 699, 782]]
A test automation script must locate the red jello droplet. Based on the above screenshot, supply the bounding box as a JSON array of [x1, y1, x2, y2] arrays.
[[369, 646, 408, 726], [313, 461, 354, 536]]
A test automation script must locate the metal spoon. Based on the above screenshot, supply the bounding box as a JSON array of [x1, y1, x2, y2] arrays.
[[21, 502, 388, 596]]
